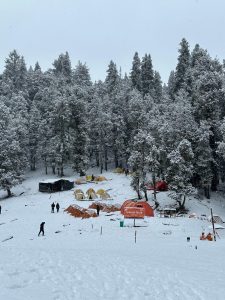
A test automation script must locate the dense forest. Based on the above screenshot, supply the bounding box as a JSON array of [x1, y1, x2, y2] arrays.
[[1, 38, 225, 207]]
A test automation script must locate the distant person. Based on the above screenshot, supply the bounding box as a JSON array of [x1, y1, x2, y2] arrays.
[[91, 174, 95, 181], [125, 168, 129, 176], [51, 202, 55, 213], [96, 204, 100, 216], [206, 232, 213, 241], [200, 232, 206, 240], [38, 222, 45, 236], [56, 203, 60, 213], [0, 205, 1, 214]]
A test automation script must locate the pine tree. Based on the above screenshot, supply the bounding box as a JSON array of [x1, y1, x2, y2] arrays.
[[73, 61, 92, 87], [0, 102, 28, 196], [3, 50, 27, 91], [174, 38, 190, 94], [129, 130, 155, 200], [141, 54, 154, 97], [166, 139, 195, 209], [105, 60, 119, 96], [130, 52, 142, 92]]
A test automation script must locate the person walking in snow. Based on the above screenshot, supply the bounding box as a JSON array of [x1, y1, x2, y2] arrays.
[[38, 222, 45, 236], [96, 204, 100, 216], [51, 202, 55, 213], [56, 203, 60, 213]]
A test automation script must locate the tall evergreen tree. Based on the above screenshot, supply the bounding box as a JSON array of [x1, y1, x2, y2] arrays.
[[141, 54, 154, 97], [174, 38, 190, 94], [130, 52, 142, 92]]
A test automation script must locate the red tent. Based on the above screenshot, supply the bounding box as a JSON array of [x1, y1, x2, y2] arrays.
[[146, 181, 168, 191], [121, 200, 154, 217]]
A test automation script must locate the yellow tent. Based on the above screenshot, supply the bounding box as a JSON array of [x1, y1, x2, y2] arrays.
[[74, 189, 85, 200], [96, 189, 106, 196], [96, 189, 111, 199], [95, 176, 107, 182], [113, 167, 124, 174], [86, 188, 97, 199]]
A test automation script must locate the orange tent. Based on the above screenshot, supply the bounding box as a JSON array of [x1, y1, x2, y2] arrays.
[[121, 200, 154, 217]]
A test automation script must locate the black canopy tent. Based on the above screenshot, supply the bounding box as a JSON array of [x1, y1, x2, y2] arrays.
[[39, 179, 74, 193]]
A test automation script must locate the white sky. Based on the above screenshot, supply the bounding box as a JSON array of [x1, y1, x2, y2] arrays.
[[0, 0, 225, 83]]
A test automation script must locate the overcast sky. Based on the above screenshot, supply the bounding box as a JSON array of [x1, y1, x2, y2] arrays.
[[0, 0, 225, 83]]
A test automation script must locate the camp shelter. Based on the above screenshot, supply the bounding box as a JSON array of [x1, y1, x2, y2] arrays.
[[75, 177, 87, 185], [86, 188, 97, 200], [74, 189, 85, 200], [121, 200, 154, 217], [96, 189, 111, 200], [95, 176, 107, 182], [208, 215, 224, 224], [146, 181, 168, 191], [113, 167, 124, 174], [65, 204, 97, 218], [39, 179, 74, 193]]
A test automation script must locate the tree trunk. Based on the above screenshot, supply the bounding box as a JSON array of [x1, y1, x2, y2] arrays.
[[30, 157, 36, 171], [204, 185, 210, 199], [7, 188, 12, 197], [177, 195, 186, 210], [152, 172, 157, 201], [104, 147, 108, 171], [144, 189, 148, 201], [96, 151, 99, 167], [60, 166, 64, 177], [114, 150, 118, 168]]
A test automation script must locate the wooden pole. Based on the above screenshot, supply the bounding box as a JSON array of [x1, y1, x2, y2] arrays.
[[210, 208, 216, 242], [135, 230, 137, 243]]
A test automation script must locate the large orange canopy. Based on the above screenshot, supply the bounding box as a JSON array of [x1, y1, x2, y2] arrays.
[[121, 200, 154, 217]]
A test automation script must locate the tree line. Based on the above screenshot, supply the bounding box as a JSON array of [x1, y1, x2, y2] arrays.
[[0, 39, 225, 208]]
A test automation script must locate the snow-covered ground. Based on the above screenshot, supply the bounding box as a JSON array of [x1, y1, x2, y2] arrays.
[[0, 170, 225, 300]]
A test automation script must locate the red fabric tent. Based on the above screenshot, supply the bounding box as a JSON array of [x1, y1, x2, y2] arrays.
[[146, 181, 168, 191], [121, 200, 154, 217]]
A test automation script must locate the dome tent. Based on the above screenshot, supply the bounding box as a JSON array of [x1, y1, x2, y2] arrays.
[[121, 200, 154, 217]]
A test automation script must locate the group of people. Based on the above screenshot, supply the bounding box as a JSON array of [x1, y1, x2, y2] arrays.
[[51, 202, 60, 213], [200, 232, 213, 241], [38, 202, 61, 236]]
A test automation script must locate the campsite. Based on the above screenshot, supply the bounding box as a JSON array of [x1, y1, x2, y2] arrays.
[[1, 169, 225, 300]]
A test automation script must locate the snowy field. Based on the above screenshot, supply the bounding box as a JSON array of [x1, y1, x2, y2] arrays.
[[0, 170, 225, 300]]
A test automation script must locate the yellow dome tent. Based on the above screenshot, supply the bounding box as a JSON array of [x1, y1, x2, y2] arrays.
[[74, 189, 85, 200]]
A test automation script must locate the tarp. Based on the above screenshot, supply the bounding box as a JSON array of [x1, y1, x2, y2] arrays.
[[65, 205, 97, 218], [39, 179, 74, 193]]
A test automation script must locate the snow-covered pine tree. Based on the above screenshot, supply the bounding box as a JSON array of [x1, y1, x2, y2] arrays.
[[174, 38, 190, 95], [0, 102, 28, 196], [130, 52, 142, 92], [141, 54, 154, 97], [68, 91, 89, 176], [3, 50, 27, 92], [166, 139, 195, 209], [129, 130, 155, 200]]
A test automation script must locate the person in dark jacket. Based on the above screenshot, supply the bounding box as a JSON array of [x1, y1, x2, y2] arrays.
[[56, 203, 60, 213], [38, 222, 45, 236], [51, 202, 55, 213], [96, 204, 100, 216]]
